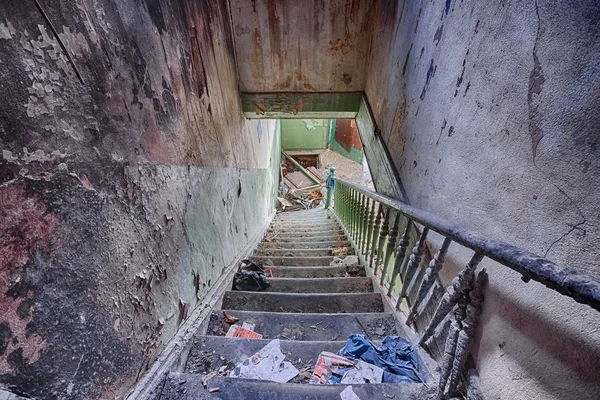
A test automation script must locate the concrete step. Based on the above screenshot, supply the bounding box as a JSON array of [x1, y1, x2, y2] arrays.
[[184, 336, 349, 377], [269, 265, 365, 278], [252, 256, 334, 266], [271, 219, 339, 228], [221, 292, 384, 313], [207, 310, 399, 341], [162, 373, 433, 399], [254, 248, 354, 257], [263, 234, 347, 243], [274, 213, 327, 222], [264, 277, 373, 293], [267, 227, 343, 235], [257, 241, 349, 249]]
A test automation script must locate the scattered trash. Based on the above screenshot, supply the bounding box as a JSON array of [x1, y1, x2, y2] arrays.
[[332, 247, 349, 256], [309, 351, 385, 386], [340, 360, 383, 384], [223, 312, 239, 324], [202, 371, 217, 388], [340, 386, 362, 400], [338, 335, 423, 383], [310, 352, 354, 384], [242, 322, 256, 331], [226, 324, 263, 339], [330, 256, 359, 267], [330, 255, 363, 276], [229, 339, 299, 383], [233, 271, 269, 291], [240, 260, 265, 272]]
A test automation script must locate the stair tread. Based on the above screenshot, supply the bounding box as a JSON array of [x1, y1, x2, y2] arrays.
[[161, 373, 434, 400], [252, 256, 335, 266], [221, 291, 384, 313], [206, 310, 400, 340], [263, 276, 372, 293], [269, 265, 365, 278]]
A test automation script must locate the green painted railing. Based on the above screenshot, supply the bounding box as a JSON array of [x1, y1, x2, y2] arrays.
[[328, 176, 600, 399], [330, 177, 600, 312]]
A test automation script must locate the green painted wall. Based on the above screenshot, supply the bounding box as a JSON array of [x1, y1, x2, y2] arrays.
[[329, 120, 364, 164], [281, 119, 330, 150]]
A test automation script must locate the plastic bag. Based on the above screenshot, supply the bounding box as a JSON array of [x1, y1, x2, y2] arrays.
[[233, 271, 269, 291]]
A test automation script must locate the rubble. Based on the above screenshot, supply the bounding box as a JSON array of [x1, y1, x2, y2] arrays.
[[229, 339, 299, 383]]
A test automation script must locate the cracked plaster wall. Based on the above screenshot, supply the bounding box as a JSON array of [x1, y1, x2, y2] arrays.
[[0, 0, 279, 398], [365, 0, 600, 399]]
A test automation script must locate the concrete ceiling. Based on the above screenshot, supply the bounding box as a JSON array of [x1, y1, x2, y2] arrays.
[[229, 0, 378, 93]]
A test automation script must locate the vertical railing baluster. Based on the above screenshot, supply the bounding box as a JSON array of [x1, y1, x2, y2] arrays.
[[354, 191, 360, 242], [436, 296, 467, 400], [361, 198, 371, 255], [364, 200, 376, 259], [348, 186, 352, 230], [400, 227, 430, 298], [369, 206, 383, 271], [419, 252, 484, 346], [355, 193, 364, 251], [343, 185, 349, 230], [447, 269, 488, 397], [388, 219, 413, 297], [380, 212, 400, 285], [407, 237, 452, 325], [358, 194, 368, 254], [374, 207, 390, 276]]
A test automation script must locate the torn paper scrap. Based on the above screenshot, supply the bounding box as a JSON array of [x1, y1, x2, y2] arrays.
[[229, 339, 299, 383], [340, 360, 383, 384], [226, 325, 263, 339], [340, 386, 362, 400], [309, 352, 354, 384]]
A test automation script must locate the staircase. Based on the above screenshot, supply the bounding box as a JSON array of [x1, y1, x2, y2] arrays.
[[158, 208, 433, 399]]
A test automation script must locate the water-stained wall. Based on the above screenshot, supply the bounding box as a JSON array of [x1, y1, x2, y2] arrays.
[[365, 0, 600, 398], [0, 0, 279, 398], [229, 0, 378, 92]]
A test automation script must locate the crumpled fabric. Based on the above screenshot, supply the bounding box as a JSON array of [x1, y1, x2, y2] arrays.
[[337, 334, 423, 383]]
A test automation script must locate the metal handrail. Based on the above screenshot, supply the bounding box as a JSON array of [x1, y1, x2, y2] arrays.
[[332, 176, 600, 312]]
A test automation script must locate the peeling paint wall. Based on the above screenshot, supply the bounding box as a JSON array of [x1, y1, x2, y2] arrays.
[[0, 0, 278, 398], [230, 0, 378, 92], [365, 0, 600, 398]]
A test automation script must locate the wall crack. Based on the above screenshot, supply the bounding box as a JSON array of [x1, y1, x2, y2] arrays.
[[528, 0, 545, 161]]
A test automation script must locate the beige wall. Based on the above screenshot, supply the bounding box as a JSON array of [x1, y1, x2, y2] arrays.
[[365, 0, 600, 398], [229, 0, 377, 92]]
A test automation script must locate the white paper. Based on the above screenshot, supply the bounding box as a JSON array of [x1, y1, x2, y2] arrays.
[[340, 386, 362, 400], [229, 339, 299, 383], [340, 360, 384, 384], [242, 322, 256, 331]]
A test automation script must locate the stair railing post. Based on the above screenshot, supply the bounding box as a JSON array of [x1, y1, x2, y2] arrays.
[[369, 205, 383, 271], [364, 200, 376, 260], [380, 212, 400, 286], [374, 207, 390, 276], [407, 237, 452, 325], [399, 227, 430, 299], [357, 193, 366, 253], [325, 167, 335, 209], [388, 219, 413, 297]]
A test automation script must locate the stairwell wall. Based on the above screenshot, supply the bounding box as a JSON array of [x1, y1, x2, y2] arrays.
[[365, 0, 600, 399], [0, 0, 279, 398]]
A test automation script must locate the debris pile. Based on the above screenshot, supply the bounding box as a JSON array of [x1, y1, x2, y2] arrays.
[[232, 260, 271, 291], [229, 339, 299, 382], [279, 151, 327, 211]]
